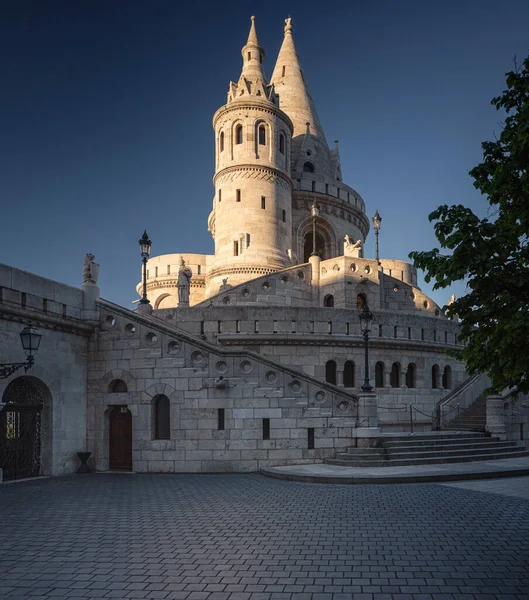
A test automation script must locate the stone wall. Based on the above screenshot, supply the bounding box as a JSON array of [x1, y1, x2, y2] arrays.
[[0, 264, 90, 476], [88, 300, 359, 473]]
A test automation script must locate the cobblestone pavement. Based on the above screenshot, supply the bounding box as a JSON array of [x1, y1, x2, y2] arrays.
[[0, 474, 528, 600]]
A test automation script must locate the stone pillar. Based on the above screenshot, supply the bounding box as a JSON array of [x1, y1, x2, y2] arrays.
[[354, 392, 380, 447], [309, 254, 321, 306], [486, 394, 507, 440], [82, 282, 100, 323]]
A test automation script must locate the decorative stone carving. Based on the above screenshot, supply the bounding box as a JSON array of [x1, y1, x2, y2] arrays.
[[83, 253, 99, 285], [177, 258, 192, 306], [344, 235, 362, 258]]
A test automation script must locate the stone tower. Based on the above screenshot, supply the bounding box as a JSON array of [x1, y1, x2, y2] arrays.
[[206, 17, 294, 296]]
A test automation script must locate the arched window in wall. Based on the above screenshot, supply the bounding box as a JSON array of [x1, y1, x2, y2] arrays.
[[323, 294, 334, 307], [109, 379, 127, 393], [325, 360, 337, 385], [258, 124, 266, 145], [219, 131, 224, 152], [375, 362, 385, 388], [442, 365, 452, 389], [303, 161, 315, 173], [390, 363, 401, 388], [235, 125, 243, 145], [279, 133, 285, 155], [432, 364, 440, 389], [343, 361, 355, 388], [405, 363, 416, 388], [153, 395, 170, 440], [356, 294, 367, 309]]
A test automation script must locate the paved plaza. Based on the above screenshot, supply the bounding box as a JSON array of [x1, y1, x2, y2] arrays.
[[0, 474, 528, 600]]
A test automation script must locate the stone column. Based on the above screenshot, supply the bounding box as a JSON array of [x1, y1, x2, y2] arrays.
[[354, 392, 380, 447], [309, 254, 321, 306], [486, 394, 507, 440]]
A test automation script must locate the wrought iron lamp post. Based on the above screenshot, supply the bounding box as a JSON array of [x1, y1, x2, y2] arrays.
[[311, 200, 320, 256], [138, 230, 152, 307], [0, 326, 42, 379], [359, 303, 374, 392], [373, 210, 382, 264]]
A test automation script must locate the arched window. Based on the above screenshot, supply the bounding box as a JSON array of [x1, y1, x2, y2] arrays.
[[343, 361, 355, 388], [406, 363, 416, 388], [235, 125, 243, 145], [356, 294, 367, 309], [325, 360, 337, 385], [258, 125, 266, 145], [442, 365, 452, 389], [432, 364, 440, 389], [375, 362, 385, 388], [390, 363, 401, 388], [279, 133, 285, 154], [219, 131, 224, 152], [303, 161, 315, 173], [153, 395, 170, 440], [109, 379, 127, 393], [323, 294, 334, 307]]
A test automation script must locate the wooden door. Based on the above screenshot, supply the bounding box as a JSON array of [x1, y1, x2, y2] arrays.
[[109, 407, 132, 471]]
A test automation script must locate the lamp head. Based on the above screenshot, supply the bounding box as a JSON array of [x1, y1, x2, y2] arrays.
[[139, 230, 152, 258]]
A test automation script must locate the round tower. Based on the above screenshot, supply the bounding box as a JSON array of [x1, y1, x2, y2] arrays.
[[206, 17, 294, 297]]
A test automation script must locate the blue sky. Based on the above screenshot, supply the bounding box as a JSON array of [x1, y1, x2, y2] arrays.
[[2, 0, 528, 310]]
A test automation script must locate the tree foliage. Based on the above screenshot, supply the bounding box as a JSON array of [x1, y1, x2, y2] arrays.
[[409, 56, 529, 393]]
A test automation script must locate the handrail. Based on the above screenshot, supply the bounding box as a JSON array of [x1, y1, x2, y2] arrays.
[[435, 372, 490, 429]]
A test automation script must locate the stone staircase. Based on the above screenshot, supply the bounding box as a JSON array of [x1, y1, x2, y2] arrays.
[[442, 395, 487, 432], [326, 432, 529, 467]]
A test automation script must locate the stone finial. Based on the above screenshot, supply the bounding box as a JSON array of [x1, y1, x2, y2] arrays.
[[83, 253, 99, 285], [285, 17, 293, 34]]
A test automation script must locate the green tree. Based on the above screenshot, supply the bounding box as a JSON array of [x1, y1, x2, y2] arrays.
[[409, 56, 529, 394]]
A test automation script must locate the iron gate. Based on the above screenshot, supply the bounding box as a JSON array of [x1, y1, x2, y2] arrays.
[[0, 377, 44, 481]]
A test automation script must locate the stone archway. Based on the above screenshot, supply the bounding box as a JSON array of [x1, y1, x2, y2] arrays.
[[0, 376, 52, 481], [297, 216, 337, 263]]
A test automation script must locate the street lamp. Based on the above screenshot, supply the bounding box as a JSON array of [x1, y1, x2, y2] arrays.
[[359, 303, 374, 392], [0, 326, 42, 379], [373, 210, 382, 264], [138, 230, 152, 306], [311, 200, 320, 257]]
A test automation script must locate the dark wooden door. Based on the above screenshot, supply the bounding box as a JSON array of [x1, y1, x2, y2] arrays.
[[109, 407, 132, 471]]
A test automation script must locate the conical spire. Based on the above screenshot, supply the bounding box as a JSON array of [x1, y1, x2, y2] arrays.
[[270, 18, 332, 177], [227, 16, 272, 103]]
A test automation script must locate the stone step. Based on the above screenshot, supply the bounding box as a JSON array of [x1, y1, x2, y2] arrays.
[[326, 449, 529, 467], [372, 432, 488, 442], [383, 445, 525, 460], [338, 442, 521, 461], [375, 436, 500, 448], [382, 441, 518, 453]]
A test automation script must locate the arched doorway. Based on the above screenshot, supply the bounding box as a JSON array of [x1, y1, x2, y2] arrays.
[[109, 406, 132, 471], [303, 232, 325, 262], [0, 376, 49, 481], [323, 294, 334, 307]]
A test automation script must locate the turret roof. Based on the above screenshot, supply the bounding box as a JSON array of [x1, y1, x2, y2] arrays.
[[270, 18, 332, 177]]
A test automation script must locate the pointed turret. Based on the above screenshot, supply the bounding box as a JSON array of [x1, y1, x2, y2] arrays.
[[270, 18, 332, 177], [227, 16, 274, 103]]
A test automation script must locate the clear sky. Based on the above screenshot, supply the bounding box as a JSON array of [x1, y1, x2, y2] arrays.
[[2, 0, 528, 310]]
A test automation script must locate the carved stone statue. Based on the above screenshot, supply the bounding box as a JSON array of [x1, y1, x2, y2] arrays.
[[448, 293, 456, 305], [287, 249, 298, 265], [177, 258, 192, 305], [83, 253, 99, 285], [344, 235, 362, 258]]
